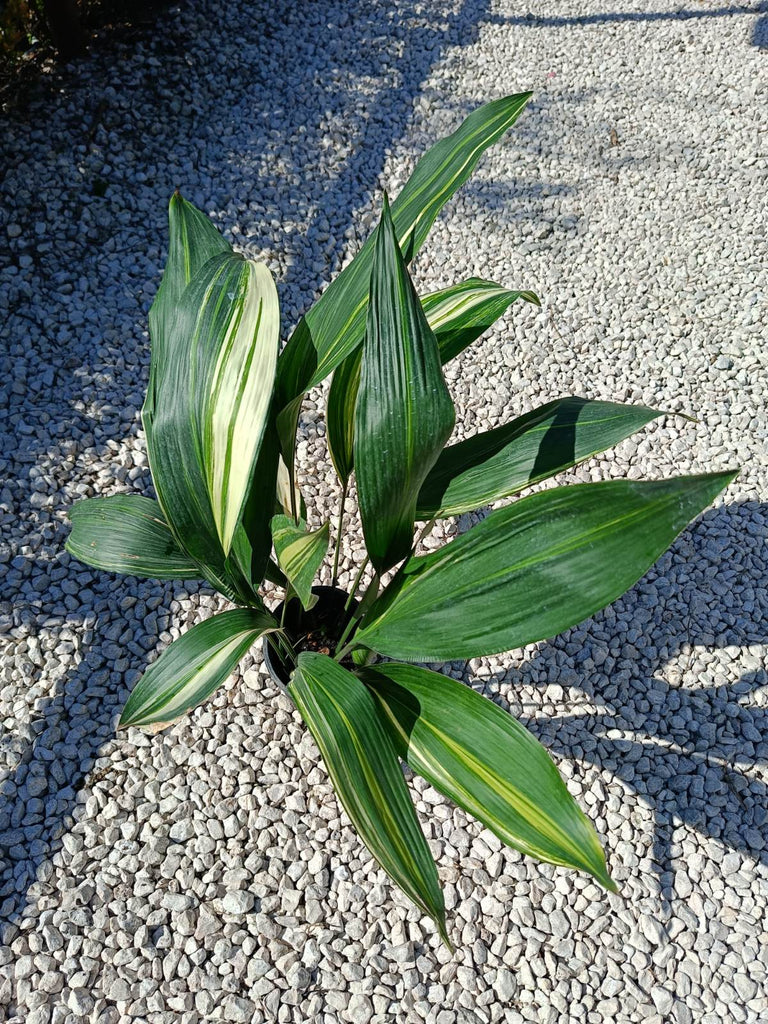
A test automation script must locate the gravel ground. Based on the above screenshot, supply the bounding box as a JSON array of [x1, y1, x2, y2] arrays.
[[1, 0, 767, 1021]]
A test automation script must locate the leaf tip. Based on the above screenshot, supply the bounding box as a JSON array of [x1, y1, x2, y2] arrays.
[[436, 918, 454, 953], [604, 875, 621, 895]]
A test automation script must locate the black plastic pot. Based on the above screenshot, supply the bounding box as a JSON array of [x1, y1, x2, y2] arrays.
[[263, 585, 358, 689]]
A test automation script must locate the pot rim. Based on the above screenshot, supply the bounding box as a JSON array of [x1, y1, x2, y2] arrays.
[[262, 584, 357, 689]]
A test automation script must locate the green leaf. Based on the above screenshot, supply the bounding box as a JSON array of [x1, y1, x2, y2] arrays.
[[146, 250, 279, 598], [271, 515, 330, 610], [66, 495, 202, 580], [144, 191, 232, 427], [326, 347, 362, 485], [420, 277, 539, 364], [357, 472, 736, 661], [228, 423, 281, 593], [354, 196, 455, 572], [120, 608, 277, 730], [363, 662, 615, 889], [289, 653, 449, 944], [327, 279, 539, 485], [274, 93, 533, 460], [417, 397, 664, 518]]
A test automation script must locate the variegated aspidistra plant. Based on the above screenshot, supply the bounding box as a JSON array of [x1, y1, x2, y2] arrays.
[[66, 93, 736, 946]]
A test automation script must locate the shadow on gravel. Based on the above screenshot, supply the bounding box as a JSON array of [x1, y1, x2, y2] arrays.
[[0, 0, 499, 931], [0, 576, 203, 934], [469, 500, 767, 904]]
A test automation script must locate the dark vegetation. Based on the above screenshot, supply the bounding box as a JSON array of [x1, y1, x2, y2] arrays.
[[0, 0, 168, 101]]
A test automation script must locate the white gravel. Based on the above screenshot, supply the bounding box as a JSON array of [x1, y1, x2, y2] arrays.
[[1, 0, 767, 1021]]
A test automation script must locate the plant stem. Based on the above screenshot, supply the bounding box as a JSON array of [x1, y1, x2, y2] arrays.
[[280, 585, 294, 629], [334, 571, 379, 660], [267, 629, 296, 665], [344, 556, 369, 612], [330, 478, 349, 588]]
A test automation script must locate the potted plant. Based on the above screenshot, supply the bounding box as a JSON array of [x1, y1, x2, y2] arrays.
[[65, 92, 736, 946]]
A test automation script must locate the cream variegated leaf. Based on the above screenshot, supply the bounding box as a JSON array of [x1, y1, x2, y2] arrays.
[[276, 455, 304, 519], [205, 260, 280, 555], [146, 249, 280, 601], [120, 609, 277, 730], [289, 654, 449, 945], [327, 278, 539, 483], [363, 663, 615, 888], [271, 515, 330, 609]]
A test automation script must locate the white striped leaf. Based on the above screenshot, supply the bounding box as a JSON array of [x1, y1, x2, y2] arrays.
[[146, 251, 279, 599], [327, 278, 539, 484], [363, 662, 615, 889], [275, 455, 305, 519], [289, 653, 449, 945], [420, 278, 539, 364], [354, 196, 455, 572], [120, 609, 277, 730], [271, 515, 330, 610], [274, 93, 532, 488], [66, 495, 202, 580], [203, 259, 279, 554]]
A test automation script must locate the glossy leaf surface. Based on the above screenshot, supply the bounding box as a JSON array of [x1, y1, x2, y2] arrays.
[[357, 472, 736, 661], [274, 94, 532, 454], [144, 191, 232, 428], [146, 250, 279, 598], [289, 653, 448, 943], [327, 279, 539, 484], [66, 495, 201, 580], [364, 662, 615, 889], [120, 609, 276, 730], [271, 516, 330, 610], [417, 397, 664, 518], [354, 197, 455, 572]]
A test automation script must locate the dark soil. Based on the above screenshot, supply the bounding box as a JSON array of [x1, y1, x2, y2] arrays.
[[265, 587, 358, 685]]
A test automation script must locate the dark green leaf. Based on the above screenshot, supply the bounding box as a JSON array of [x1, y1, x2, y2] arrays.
[[364, 662, 615, 889], [357, 472, 736, 661], [66, 495, 202, 580], [354, 197, 455, 572], [289, 653, 449, 944], [120, 609, 277, 730], [327, 279, 539, 485], [417, 397, 664, 518], [274, 93, 533, 450], [144, 192, 232, 427]]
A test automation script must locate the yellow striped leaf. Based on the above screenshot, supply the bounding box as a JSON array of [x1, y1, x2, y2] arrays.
[[120, 609, 276, 730], [275, 93, 532, 489], [357, 473, 737, 661], [363, 662, 615, 888], [271, 515, 330, 610], [289, 653, 449, 945], [328, 278, 538, 484], [416, 397, 666, 518]]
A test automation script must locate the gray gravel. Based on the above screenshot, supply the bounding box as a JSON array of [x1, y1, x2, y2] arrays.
[[1, 0, 767, 1021]]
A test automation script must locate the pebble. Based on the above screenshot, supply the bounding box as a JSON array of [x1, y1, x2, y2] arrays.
[[220, 891, 255, 915], [0, 2, 765, 1023]]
